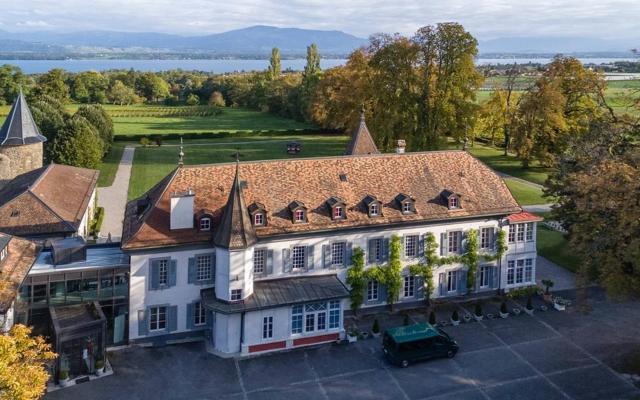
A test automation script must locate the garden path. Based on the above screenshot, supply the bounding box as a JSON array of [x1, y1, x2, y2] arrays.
[[97, 146, 135, 242]]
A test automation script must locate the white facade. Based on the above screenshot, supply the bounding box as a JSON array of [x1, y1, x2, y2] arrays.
[[127, 214, 538, 356], [78, 187, 97, 239]]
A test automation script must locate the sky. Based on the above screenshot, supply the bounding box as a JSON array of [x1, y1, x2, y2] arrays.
[[1, 0, 638, 40]]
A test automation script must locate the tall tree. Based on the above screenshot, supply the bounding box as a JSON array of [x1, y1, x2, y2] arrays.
[[75, 105, 114, 154], [49, 117, 103, 169], [108, 80, 140, 105], [299, 43, 322, 119], [34, 69, 69, 103], [267, 47, 281, 80], [0, 64, 29, 105], [0, 324, 56, 400], [546, 120, 640, 298]]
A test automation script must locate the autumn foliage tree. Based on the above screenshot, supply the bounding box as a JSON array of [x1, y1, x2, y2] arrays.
[[0, 324, 56, 400]]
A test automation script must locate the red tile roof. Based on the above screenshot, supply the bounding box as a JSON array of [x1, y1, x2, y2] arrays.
[[507, 211, 544, 224], [122, 151, 522, 250], [0, 234, 40, 313], [344, 113, 379, 155]]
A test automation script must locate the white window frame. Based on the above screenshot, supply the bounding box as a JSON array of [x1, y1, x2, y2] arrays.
[[262, 316, 273, 339], [447, 270, 457, 292], [403, 276, 415, 298], [480, 227, 493, 249], [479, 265, 490, 288], [331, 242, 345, 267], [0, 247, 6, 261], [253, 248, 266, 274], [199, 217, 211, 231], [525, 258, 533, 282], [526, 223, 534, 241], [291, 301, 340, 335], [333, 206, 344, 219], [449, 196, 459, 209], [149, 306, 167, 331], [254, 213, 265, 226], [404, 235, 418, 258], [402, 201, 412, 213], [508, 226, 516, 243], [194, 302, 206, 326], [230, 289, 243, 301], [517, 224, 525, 242], [367, 280, 379, 301], [448, 231, 461, 254], [158, 259, 168, 286], [371, 238, 383, 263], [196, 255, 212, 281], [507, 260, 515, 285], [292, 246, 306, 270], [294, 209, 305, 222], [516, 259, 525, 283], [369, 203, 379, 216]]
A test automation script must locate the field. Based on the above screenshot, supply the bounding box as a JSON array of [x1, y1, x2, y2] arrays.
[[503, 178, 546, 205], [127, 135, 349, 200], [467, 144, 553, 186]]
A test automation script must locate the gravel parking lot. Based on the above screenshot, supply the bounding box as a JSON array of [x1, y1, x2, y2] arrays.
[[46, 289, 640, 400]]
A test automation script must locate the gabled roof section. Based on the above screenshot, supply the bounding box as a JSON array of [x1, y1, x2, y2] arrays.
[[344, 109, 379, 155], [0, 233, 40, 313], [0, 91, 47, 146], [0, 164, 98, 236], [507, 211, 544, 224], [213, 163, 257, 250]]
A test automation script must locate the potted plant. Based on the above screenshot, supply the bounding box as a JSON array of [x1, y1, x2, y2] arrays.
[[524, 297, 534, 315], [474, 303, 483, 321], [553, 297, 568, 311], [499, 301, 509, 318], [371, 319, 381, 338], [542, 279, 554, 302], [347, 326, 358, 343], [450, 310, 460, 326], [95, 358, 105, 376], [59, 369, 70, 387], [463, 313, 472, 323], [428, 311, 437, 325]]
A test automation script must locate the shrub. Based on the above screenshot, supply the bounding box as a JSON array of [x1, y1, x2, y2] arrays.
[[372, 319, 380, 334], [403, 314, 410, 326], [154, 136, 163, 146], [542, 279, 554, 294], [90, 207, 104, 236], [140, 137, 151, 147], [451, 310, 459, 321], [526, 297, 533, 310], [428, 311, 436, 325], [500, 301, 508, 314], [474, 303, 483, 317], [59, 370, 69, 380]]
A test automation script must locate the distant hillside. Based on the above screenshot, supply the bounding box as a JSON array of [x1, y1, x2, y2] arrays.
[[0, 25, 368, 56]]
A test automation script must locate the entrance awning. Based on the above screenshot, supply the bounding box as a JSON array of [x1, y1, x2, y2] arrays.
[[201, 274, 349, 314]]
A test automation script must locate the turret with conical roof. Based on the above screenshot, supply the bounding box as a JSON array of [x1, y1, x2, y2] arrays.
[[344, 106, 379, 155], [213, 161, 257, 250], [0, 91, 47, 189]]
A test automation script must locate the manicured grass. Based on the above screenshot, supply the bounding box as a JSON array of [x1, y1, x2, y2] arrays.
[[96, 143, 126, 187], [537, 225, 580, 272], [468, 144, 553, 186], [128, 135, 349, 200], [503, 178, 547, 206], [112, 107, 315, 136]]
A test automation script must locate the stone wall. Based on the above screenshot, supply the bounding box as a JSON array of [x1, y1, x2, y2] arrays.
[[0, 143, 43, 189]]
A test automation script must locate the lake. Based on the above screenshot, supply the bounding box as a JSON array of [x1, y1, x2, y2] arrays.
[[0, 57, 637, 74]]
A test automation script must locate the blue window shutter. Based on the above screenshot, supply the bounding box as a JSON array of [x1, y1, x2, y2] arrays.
[[368, 239, 376, 264], [415, 276, 424, 299], [322, 245, 330, 268], [458, 270, 467, 295], [186, 302, 194, 330], [418, 234, 425, 258], [344, 242, 352, 267], [282, 248, 291, 272], [382, 238, 390, 262], [492, 266, 499, 289], [188, 257, 196, 284], [206, 253, 216, 284], [168, 305, 178, 332], [306, 245, 314, 270], [476, 268, 481, 292], [266, 250, 274, 274], [440, 233, 448, 256], [169, 260, 177, 287], [439, 273, 445, 296], [149, 260, 159, 290], [378, 284, 387, 304], [138, 309, 148, 336]]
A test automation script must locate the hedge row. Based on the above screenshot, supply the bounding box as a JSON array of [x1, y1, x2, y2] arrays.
[[113, 128, 343, 142]]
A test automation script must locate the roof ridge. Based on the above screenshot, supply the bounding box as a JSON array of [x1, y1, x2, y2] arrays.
[[29, 163, 54, 191]]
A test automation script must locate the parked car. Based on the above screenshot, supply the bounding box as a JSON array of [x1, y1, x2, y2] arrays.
[[382, 322, 458, 367]]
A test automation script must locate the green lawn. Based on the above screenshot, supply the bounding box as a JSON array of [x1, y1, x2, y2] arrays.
[[537, 225, 580, 272], [503, 178, 547, 205], [468, 144, 553, 186], [128, 135, 349, 200], [96, 143, 125, 187]]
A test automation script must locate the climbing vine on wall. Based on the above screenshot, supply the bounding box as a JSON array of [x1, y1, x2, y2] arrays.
[[346, 247, 366, 314], [462, 229, 479, 291]]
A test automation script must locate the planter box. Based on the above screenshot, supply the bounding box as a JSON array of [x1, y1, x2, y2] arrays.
[[347, 334, 358, 343], [474, 315, 484, 321], [450, 318, 460, 326], [524, 308, 534, 316], [553, 302, 566, 311], [499, 312, 509, 319]]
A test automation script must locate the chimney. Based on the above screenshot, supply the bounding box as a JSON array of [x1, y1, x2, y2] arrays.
[[170, 188, 195, 230], [395, 139, 406, 154]]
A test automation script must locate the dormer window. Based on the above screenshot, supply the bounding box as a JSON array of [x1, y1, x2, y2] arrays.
[[363, 194, 382, 218], [254, 213, 265, 226], [326, 196, 347, 221], [395, 193, 415, 214], [289, 200, 307, 224], [441, 190, 462, 210], [449, 196, 459, 209], [199, 217, 211, 231], [248, 202, 268, 227]]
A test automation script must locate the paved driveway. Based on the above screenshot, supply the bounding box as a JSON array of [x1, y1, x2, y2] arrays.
[[46, 289, 640, 400], [97, 146, 134, 242]]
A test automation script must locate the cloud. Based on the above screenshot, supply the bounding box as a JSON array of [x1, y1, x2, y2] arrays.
[[1, 0, 638, 41]]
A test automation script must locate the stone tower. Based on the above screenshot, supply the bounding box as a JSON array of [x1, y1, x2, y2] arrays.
[[0, 91, 47, 189]]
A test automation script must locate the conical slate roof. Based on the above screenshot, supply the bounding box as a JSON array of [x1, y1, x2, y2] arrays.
[[0, 91, 47, 146], [213, 162, 257, 250], [345, 109, 379, 155]]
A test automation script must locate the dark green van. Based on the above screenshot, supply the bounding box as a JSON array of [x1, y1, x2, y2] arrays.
[[382, 323, 458, 367]]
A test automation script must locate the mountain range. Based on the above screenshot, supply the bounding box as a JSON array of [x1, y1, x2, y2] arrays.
[[0, 25, 637, 58]]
